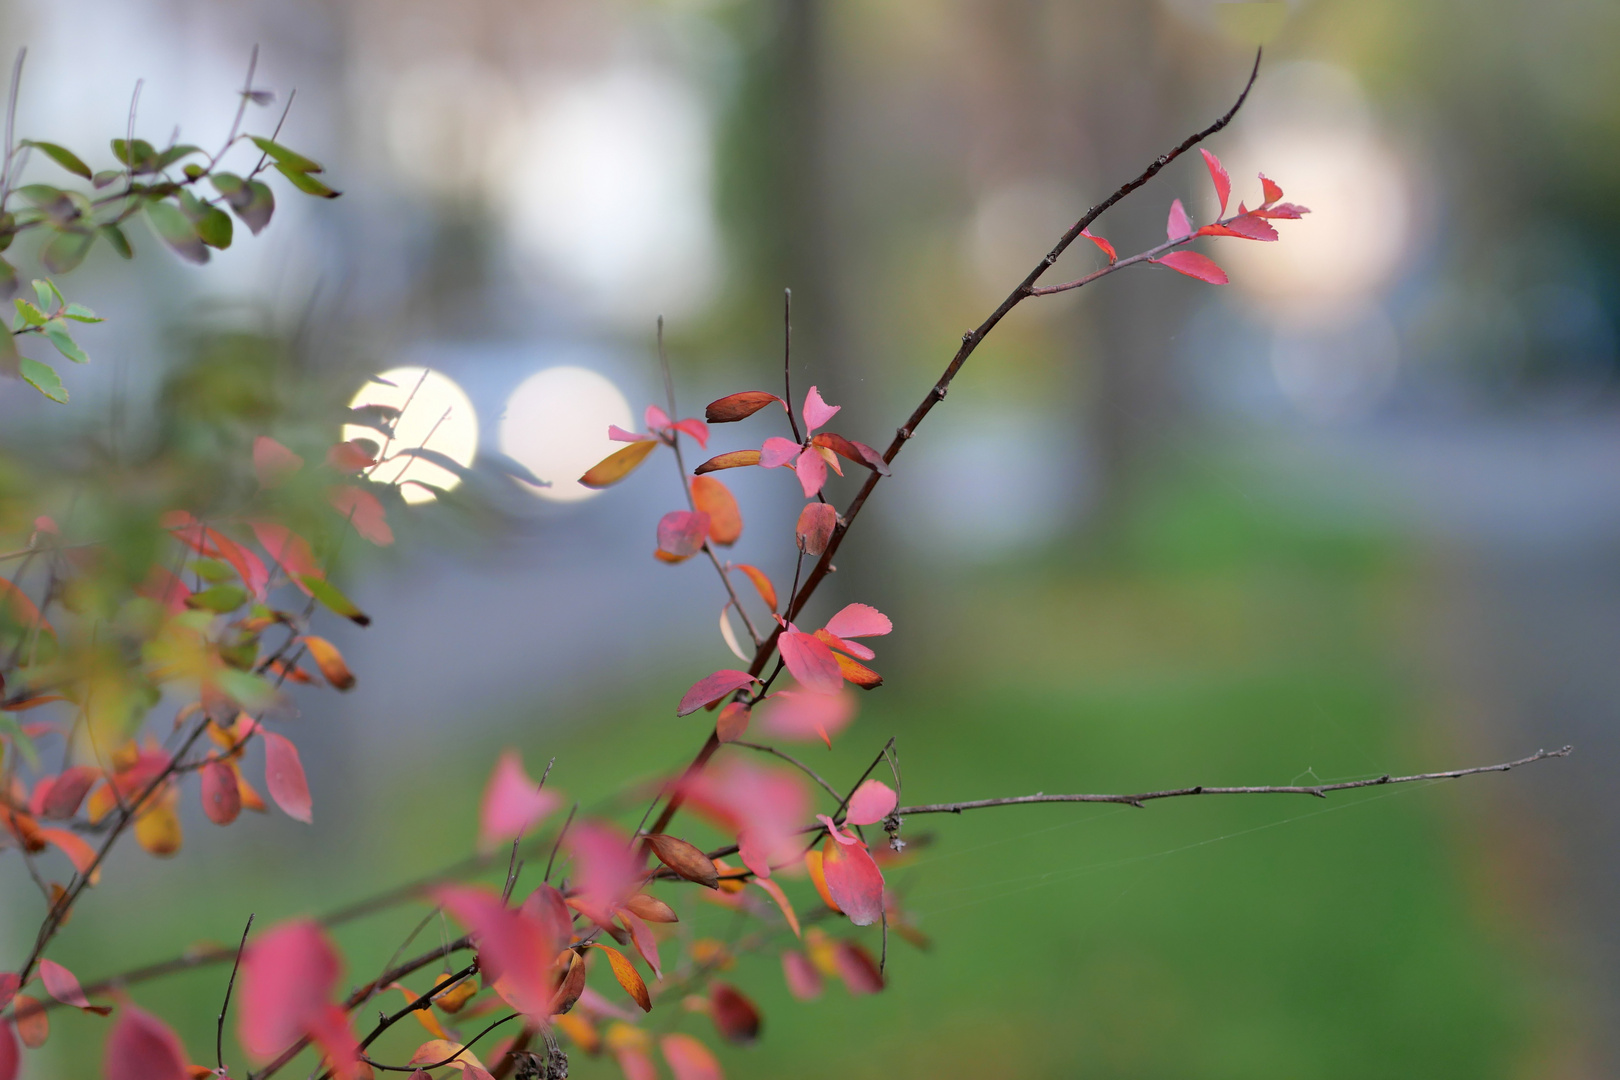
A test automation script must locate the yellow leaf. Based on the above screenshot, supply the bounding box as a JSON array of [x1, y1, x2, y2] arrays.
[[579, 440, 658, 489]]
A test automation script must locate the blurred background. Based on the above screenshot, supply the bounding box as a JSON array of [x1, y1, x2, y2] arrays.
[[2, 0, 1617, 1076]]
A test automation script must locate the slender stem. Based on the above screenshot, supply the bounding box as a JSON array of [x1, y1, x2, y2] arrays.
[[216, 913, 255, 1071], [733, 741, 843, 802], [783, 289, 803, 443], [361, 1013, 518, 1072], [0, 48, 25, 206]]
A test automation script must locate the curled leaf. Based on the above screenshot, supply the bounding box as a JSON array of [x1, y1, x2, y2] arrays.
[[693, 450, 761, 475], [714, 701, 751, 743], [646, 833, 720, 889], [811, 433, 890, 476], [301, 635, 356, 691], [580, 439, 658, 489], [778, 631, 843, 695], [1166, 198, 1192, 242], [705, 391, 784, 423], [1081, 227, 1117, 263], [1200, 148, 1231, 216], [624, 892, 679, 923], [800, 386, 839, 433], [40, 959, 108, 1014]]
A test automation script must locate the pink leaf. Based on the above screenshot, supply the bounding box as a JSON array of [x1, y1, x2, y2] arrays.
[[781, 951, 822, 1001], [608, 425, 651, 443], [478, 751, 561, 851], [238, 920, 342, 1060], [644, 405, 671, 431], [1197, 215, 1278, 242], [328, 485, 393, 546], [433, 885, 560, 1018], [303, 1004, 364, 1080], [40, 766, 97, 819], [0, 973, 17, 1011], [1081, 228, 1117, 264], [0, 1020, 16, 1080], [249, 521, 323, 589], [253, 436, 304, 489], [680, 761, 810, 879], [106, 1004, 190, 1080], [200, 761, 242, 826], [677, 670, 758, 717], [620, 909, 662, 980], [671, 418, 710, 448], [832, 940, 884, 995], [822, 602, 891, 640], [1259, 172, 1284, 205], [40, 959, 105, 1014], [520, 884, 575, 954], [661, 1034, 723, 1080], [1200, 148, 1231, 216], [845, 779, 897, 826], [793, 446, 827, 498], [758, 437, 800, 468], [326, 440, 376, 472], [1253, 201, 1309, 220], [564, 821, 641, 929], [778, 631, 843, 695], [1166, 198, 1192, 241], [816, 813, 859, 846], [656, 511, 710, 559], [1154, 250, 1228, 284], [821, 837, 885, 926], [262, 731, 313, 824], [758, 689, 857, 745], [800, 386, 840, 433], [794, 502, 838, 557]]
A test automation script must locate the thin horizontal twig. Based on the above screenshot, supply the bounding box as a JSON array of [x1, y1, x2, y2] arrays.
[[893, 747, 1572, 815]]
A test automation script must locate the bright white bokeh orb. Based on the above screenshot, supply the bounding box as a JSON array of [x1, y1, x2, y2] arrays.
[[343, 367, 479, 505], [500, 366, 634, 503]]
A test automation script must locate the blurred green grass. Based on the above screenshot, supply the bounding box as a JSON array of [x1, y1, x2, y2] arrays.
[[30, 462, 1555, 1078]]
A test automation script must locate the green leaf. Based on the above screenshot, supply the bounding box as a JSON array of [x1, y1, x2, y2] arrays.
[[111, 138, 156, 171], [13, 298, 46, 327], [210, 172, 246, 198], [0, 258, 17, 302], [99, 223, 133, 259], [249, 136, 322, 173], [0, 211, 14, 252], [191, 558, 236, 583], [18, 357, 67, 403], [299, 575, 371, 626], [22, 140, 92, 179], [16, 184, 73, 218], [41, 229, 95, 274], [154, 144, 205, 170], [32, 279, 63, 310], [187, 584, 248, 613], [44, 322, 88, 364], [0, 714, 41, 770], [237, 180, 274, 234], [0, 324, 19, 377], [195, 204, 233, 249], [91, 169, 122, 190], [145, 200, 208, 264], [274, 162, 340, 199], [63, 302, 102, 323]]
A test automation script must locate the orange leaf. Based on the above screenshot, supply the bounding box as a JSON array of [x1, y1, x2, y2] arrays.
[[391, 983, 449, 1039], [751, 877, 800, 938], [734, 564, 776, 612], [13, 994, 47, 1048], [692, 450, 761, 475], [833, 651, 883, 689], [552, 949, 587, 1015], [690, 477, 742, 546], [660, 1033, 722, 1080], [596, 944, 651, 1012], [623, 892, 678, 924], [714, 702, 750, 744], [794, 503, 837, 557], [552, 1012, 599, 1054], [803, 850, 841, 914], [645, 834, 719, 889], [619, 908, 662, 980], [579, 440, 658, 489], [704, 391, 783, 423], [302, 635, 356, 691]]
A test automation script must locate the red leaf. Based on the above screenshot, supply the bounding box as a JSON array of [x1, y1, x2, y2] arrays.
[[706, 391, 785, 423], [433, 885, 560, 1019], [249, 521, 323, 589], [793, 446, 827, 498], [0, 973, 16, 1011], [1081, 228, 1117, 264], [253, 436, 304, 490], [845, 779, 897, 826], [1196, 215, 1278, 242], [478, 750, 561, 851], [0, 1018, 16, 1080], [708, 983, 760, 1044], [735, 564, 776, 612], [326, 439, 377, 472], [677, 670, 758, 717], [135, 565, 191, 615], [820, 836, 885, 926], [238, 920, 344, 1061], [1166, 198, 1192, 241], [1259, 172, 1284, 205], [565, 821, 642, 930], [303, 1004, 365, 1080], [40, 766, 97, 819], [690, 477, 742, 546], [106, 1004, 190, 1080], [810, 432, 890, 475], [328, 485, 393, 546], [823, 602, 891, 640], [758, 689, 856, 746], [661, 1034, 722, 1080], [173, 523, 270, 598], [201, 760, 242, 825], [780, 951, 822, 1001], [671, 418, 710, 448], [800, 386, 839, 433], [758, 437, 800, 469], [715, 701, 750, 743], [794, 502, 838, 557], [656, 511, 710, 559], [37, 828, 97, 875], [778, 631, 842, 695], [832, 940, 885, 995], [1200, 148, 1231, 216], [40, 959, 107, 1014], [1252, 201, 1309, 220], [262, 731, 313, 824], [1154, 250, 1228, 284]]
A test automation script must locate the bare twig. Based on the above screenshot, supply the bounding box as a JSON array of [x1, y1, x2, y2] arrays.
[[360, 1013, 518, 1073], [892, 747, 1572, 815], [216, 913, 255, 1071], [734, 741, 843, 803], [0, 48, 25, 205]]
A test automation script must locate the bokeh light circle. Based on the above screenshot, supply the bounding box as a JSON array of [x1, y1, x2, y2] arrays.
[[499, 366, 634, 502], [343, 367, 478, 505]]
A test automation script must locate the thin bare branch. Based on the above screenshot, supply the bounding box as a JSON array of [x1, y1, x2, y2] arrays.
[[216, 913, 255, 1071]]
